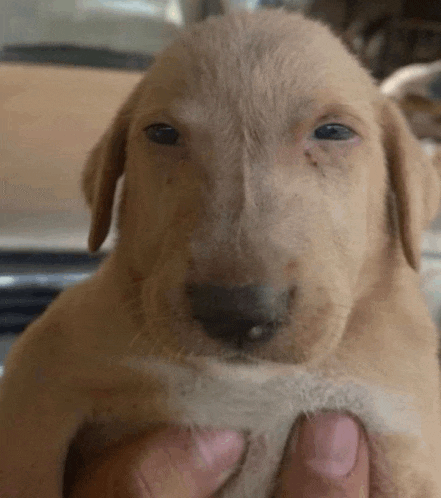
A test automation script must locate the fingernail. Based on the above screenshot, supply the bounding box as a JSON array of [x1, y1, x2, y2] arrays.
[[194, 430, 244, 473], [300, 413, 359, 478]]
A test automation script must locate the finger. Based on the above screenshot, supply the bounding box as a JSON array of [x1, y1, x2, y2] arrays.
[[70, 427, 244, 498], [279, 412, 369, 498]]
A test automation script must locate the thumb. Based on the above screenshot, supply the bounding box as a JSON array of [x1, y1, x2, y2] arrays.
[[279, 412, 369, 497], [70, 427, 244, 498]]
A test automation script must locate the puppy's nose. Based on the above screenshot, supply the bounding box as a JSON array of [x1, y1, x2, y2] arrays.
[[187, 284, 290, 348]]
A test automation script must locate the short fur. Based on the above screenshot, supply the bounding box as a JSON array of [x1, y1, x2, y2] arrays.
[[1, 9, 441, 498]]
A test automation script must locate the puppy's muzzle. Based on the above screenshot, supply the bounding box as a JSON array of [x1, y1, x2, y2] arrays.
[[187, 284, 291, 349]]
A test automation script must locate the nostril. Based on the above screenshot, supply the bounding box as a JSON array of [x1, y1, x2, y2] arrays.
[[186, 284, 290, 348]]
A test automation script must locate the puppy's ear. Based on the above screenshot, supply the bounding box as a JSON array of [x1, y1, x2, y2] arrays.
[[82, 85, 140, 252], [380, 98, 441, 270]]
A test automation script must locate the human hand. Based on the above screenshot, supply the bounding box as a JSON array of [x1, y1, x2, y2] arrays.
[[69, 426, 244, 498], [70, 412, 369, 497], [279, 412, 369, 497]]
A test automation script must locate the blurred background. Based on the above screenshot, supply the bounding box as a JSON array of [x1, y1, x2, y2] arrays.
[[3, 0, 441, 367]]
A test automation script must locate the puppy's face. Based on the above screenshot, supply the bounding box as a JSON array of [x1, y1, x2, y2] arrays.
[[84, 11, 440, 365]]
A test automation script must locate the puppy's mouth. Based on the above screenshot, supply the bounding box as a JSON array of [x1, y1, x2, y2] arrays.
[[220, 352, 262, 364], [191, 317, 285, 350]]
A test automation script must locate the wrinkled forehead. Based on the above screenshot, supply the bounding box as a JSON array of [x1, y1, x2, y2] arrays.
[[137, 11, 379, 132]]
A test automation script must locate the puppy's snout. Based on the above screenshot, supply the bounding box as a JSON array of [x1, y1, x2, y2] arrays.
[[187, 284, 291, 348]]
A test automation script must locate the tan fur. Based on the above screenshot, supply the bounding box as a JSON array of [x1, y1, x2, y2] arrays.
[[1, 9, 441, 497]]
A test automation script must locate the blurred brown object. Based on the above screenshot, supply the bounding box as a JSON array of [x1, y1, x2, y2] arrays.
[[381, 60, 441, 140], [399, 94, 441, 116], [305, 0, 441, 80]]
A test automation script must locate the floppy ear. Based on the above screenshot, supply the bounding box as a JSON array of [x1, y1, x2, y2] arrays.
[[380, 98, 441, 270], [82, 86, 140, 252]]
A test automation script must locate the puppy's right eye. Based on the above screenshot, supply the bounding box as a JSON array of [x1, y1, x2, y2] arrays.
[[145, 124, 180, 146]]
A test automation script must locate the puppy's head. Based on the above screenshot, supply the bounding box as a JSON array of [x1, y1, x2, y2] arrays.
[[82, 10, 441, 365]]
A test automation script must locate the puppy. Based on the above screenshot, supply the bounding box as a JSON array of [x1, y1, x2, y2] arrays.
[[1, 9, 441, 498]]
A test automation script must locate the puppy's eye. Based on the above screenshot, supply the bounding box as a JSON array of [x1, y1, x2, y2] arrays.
[[313, 124, 354, 140], [145, 124, 180, 145]]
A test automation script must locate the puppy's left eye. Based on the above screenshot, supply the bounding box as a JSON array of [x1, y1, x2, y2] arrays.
[[145, 124, 180, 145], [314, 124, 354, 140]]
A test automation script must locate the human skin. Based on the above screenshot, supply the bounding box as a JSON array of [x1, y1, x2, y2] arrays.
[[70, 412, 369, 498]]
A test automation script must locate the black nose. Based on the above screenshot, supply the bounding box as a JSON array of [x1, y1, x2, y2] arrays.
[[186, 284, 290, 348]]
